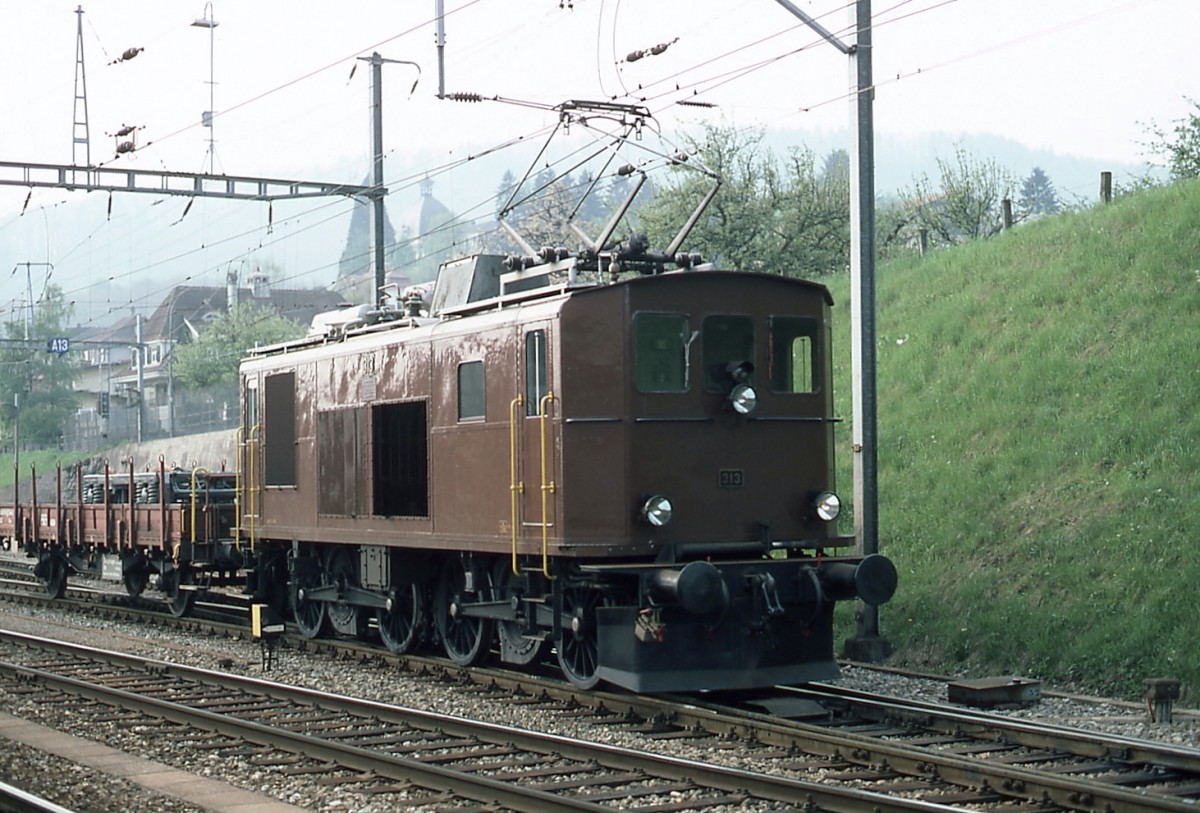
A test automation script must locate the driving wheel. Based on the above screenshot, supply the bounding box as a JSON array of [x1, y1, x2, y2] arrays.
[[377, 583, 426, 654], [434, 557, 494, 666]]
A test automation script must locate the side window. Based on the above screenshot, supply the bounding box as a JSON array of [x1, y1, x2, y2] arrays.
[[243, 376, 259, 433], [635, 313, 690, 392], [263, 372, 296, 486], [769, 316, 819, 394], [458, 361, 485, 421], [702, 315, 754, 392], [525, 329, 547, 416]]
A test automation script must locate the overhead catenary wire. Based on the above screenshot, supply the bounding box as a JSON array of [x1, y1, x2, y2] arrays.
[[4, 0, 1156, 336]]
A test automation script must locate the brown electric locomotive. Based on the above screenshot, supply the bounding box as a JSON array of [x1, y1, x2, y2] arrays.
[[1, 249, 895, 692], [236, 251, 896, 691]]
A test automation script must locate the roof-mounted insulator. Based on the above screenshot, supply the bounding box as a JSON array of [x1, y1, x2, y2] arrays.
[[504, 254, 542, 272], [673, 252, 704, 269]]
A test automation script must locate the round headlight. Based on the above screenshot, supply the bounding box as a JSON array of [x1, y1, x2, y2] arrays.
[[815, 491, 841, 522], [729, 384, 757, 415], [641, 495, 673, 527]]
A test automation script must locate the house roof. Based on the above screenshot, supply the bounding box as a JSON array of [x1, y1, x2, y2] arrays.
[[142, 284, 347, 342]]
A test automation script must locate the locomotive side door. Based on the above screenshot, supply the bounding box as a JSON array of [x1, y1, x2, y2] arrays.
[[517, 324, 558, 561]]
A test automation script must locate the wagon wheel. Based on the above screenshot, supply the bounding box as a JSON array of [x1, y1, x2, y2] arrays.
[[557, 585, 607, 690], [434, 557, 495, 667], [123, 567, 149, 598], [377, 583, 426, 655], [121, 553, 149, 598], [41, 552, 68, 600], [494, 561, 548, 666], [325, 547, 368, 639], [167, 565, 197, 618]]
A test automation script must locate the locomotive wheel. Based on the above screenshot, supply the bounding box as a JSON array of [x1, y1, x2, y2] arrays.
[[41, 553, 68, 600], [325, 548, 368, 639], [293, 577, 329, 639], [494, 561, 547, 666], [434, 557, 495, 667], [167, 566, 197, 618], [377, 583, 426, 655], [557, 585, 605, 690]]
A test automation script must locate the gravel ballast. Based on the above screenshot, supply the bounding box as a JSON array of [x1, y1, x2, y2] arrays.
[[0, 599, 1196, 812]]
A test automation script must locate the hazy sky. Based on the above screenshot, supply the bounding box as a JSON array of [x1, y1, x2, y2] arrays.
[[0, 0, 1194, 324]]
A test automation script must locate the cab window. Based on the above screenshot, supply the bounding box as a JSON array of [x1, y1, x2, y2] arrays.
[[525, 329, 548, 416], [635, 313, 689, 392], [703, 315, 754, 392], [769, 316, 819, 393]]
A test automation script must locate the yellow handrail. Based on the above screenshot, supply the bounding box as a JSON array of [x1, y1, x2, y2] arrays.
[[508, 396, 523, 576], [247, 424, 261, 554], [232, 427, 244, 551], [538, 391, 556, 579]]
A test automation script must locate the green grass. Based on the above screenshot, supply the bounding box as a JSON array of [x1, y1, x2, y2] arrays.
[[828, 179, 1200, 699], [0, 449, 94, 491]]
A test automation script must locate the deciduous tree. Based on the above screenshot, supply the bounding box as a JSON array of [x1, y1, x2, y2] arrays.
[[0, 285, 79, 446], [173, 303, 303, 388], [901, 145, 1016, 247]]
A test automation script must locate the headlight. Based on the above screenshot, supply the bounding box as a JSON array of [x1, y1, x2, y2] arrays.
[[814, 491, 840, 522], [729, 384, 757, 415], [641, 495, 673, 527]]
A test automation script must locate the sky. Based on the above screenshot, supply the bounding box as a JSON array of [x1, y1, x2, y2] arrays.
[[0, 0, 1195, 327]]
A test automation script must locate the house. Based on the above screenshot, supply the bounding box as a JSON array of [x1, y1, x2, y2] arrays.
[[66, 272, 346, 448]]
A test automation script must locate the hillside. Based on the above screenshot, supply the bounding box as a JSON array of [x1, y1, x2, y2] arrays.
[[826, 180, 1200, 699]]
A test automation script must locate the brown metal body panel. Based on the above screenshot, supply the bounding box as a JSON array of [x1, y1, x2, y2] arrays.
[[556, 272, 842, 555], [242, 271, 842, 561], [243, 299, 570, 556]]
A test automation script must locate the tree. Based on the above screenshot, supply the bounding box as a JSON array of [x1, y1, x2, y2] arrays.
[[901, 145, 1016, 247], [635, 123, 850, 277], [173, 303, 304, 388], [0, 285, 79, 446], [1017, 167, 1061, 217], [485, 169, 605, 256], [1144, 97, 1200, 181]]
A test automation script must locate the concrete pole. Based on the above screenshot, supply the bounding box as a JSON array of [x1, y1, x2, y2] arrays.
[[368, 52, 387, 305], [135, 313, 144, 443], [845, 0, 889, 661], [357, 53, 420, 307], [772, 0, 887, 661]]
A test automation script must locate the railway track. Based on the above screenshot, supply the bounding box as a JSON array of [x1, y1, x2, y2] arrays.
[[0, 630, 963, 813], [3, 570, 1199, 811]]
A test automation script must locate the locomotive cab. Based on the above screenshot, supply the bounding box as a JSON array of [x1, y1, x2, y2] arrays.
[[550, 269, 895, 690]]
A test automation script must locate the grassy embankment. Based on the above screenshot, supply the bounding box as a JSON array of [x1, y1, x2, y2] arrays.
[[0, 449, 87, 491], [828, 179, 1200, 699]]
